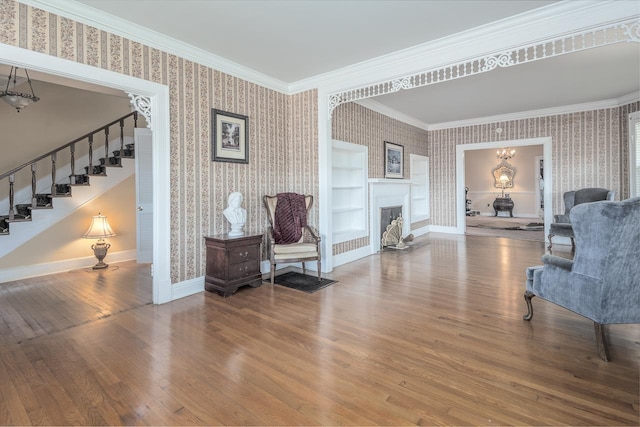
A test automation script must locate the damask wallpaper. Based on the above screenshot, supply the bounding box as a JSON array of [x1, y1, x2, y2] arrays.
[[0, 0, 318, 284]]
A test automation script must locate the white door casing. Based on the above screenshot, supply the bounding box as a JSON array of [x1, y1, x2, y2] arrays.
[[135, 128, 153, 263]]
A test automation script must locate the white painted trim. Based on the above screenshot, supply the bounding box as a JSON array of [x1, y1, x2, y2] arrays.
[[629, 110, 640, 199], [428, 225, 461, 234], [355, 99, 429, 130], [171, 276, 204, 301], [411, 226, 429, 238], [429, 93, 640, 130], [467, 190, 537, 195], [295, 1, 638, 94], [318, 88, 332, 272], [456, 137, 552, 243], [0, 250, 137, 283], [0, 44, 172, 305], [21, 0, 289, 94], [333, 246, 372, 268]]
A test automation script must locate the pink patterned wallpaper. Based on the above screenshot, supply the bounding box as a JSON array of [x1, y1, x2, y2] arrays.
[[0, 1, 318, 283]]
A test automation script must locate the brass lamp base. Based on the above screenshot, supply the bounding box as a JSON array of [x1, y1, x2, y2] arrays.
[[91, 239, 111, 270]]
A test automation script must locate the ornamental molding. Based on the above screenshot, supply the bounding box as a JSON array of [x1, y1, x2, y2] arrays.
[[328, 20, 640, 118], [127, 93, 152, 128]]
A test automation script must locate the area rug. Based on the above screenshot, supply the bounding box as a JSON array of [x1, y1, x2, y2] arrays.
[[266, 272, 337, 293]]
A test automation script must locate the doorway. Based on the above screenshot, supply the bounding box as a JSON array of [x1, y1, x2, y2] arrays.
[[0, 44, 172, 304], [456, 137, 552, 243]]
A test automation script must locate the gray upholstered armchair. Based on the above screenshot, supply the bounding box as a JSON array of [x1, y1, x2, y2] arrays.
[[547, 188, 615, 250], [525, 197, 640, 361]]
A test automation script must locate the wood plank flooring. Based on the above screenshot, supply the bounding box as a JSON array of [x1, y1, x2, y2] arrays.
[[0, 262, 152, 345], [0, 234, 637, 425]]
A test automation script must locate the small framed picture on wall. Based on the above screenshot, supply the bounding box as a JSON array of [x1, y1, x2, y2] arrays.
[[384, 141, 403, 179], [211, 109, 249, 163]]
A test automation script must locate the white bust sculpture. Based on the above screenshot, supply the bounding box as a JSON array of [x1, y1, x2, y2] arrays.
[[223, 192, 246, 236]]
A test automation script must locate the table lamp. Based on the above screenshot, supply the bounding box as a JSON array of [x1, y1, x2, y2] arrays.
[[83, 213, 116, 269]]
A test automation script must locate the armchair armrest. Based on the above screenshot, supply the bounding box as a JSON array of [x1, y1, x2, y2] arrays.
[[303, 225, 321, 244], [542, 254, 573, 272]]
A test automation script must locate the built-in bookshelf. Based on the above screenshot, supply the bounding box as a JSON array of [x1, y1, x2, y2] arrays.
[[410, 154, 430, 221], [332, 140, 368, 243]]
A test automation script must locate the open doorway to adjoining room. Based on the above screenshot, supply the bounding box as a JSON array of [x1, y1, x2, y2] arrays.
[[456, 137, 552, 243]]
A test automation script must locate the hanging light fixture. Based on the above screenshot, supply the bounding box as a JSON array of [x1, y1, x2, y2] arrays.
[[497, 147, 516, 161], [0, 66, 40, 112]]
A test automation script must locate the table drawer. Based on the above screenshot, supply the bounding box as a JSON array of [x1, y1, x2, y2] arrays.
[[228, 245, 259, 265], [227, 260, 260, 280]]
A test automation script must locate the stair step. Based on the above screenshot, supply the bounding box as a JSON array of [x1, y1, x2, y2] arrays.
[[15, 204, 32, 217], [53, 184, 72, 196], [70, 174, 90, 185], [34, 194, 52, 207], [113, 149, 135, 158], [99, 157, 122, 167], [85, 165, 106, 175]]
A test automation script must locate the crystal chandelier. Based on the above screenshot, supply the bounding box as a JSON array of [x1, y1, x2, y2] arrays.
[[0, 67, 40, 112], [497, 147, 516, 161]]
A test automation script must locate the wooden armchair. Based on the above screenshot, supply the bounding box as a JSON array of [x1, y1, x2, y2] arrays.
[[263, 193, 321, 285]]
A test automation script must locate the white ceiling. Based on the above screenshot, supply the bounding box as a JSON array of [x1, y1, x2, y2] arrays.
[[17, 1, 640, 126]]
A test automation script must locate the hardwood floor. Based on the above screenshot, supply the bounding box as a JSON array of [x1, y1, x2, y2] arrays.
[[0, 262, 152, 345], [0, 234, 637, 425]]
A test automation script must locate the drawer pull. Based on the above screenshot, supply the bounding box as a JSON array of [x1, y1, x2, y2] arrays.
[[239, 251, 249, 258], [238, 265, 249, 273]]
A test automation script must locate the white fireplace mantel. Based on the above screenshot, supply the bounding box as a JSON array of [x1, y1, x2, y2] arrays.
[[369, 179, 412, 253]]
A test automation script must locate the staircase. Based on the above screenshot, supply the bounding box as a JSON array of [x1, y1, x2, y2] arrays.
[[0, 112, 138, 257]]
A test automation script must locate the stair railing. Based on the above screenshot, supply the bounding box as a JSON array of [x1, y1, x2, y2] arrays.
[[0, 111, 138, 220]]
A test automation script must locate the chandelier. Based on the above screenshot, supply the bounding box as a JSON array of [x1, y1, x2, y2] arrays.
[[497, 147, 516, 161], [0, 67, 40, 112]]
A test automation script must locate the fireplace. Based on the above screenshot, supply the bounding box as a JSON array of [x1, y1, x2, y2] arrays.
[[380, 205, 402, 241], [369, 179, 411, 253]]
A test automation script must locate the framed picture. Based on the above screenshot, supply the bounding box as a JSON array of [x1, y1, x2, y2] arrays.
[[384, 141, 404, 178], [211, 109, 249, 163]]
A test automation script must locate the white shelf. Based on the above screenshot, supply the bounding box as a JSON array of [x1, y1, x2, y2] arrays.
[[332, 140, 368, 244], [410, 154, 430, 221]]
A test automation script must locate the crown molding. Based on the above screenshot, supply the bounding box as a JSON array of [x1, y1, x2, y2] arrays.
[[428, 92, 640, 130], [354, 92, 640, 133], [290, 0, 639, 94], [20, 0, 290, 93], [354, 99, 429, 131]]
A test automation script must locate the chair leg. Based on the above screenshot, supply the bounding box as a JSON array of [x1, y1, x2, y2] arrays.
[[523, 291, 535, 320], [594, 322, 611, 362], [547, 234, 554, 250], [302, 262, 306, 276], [270, 263, 275, 285], [317, 260, 321, 281]]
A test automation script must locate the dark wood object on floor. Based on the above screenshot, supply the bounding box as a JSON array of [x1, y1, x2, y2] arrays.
[[204, 233, 262, 297], [493, 197, 514, 216]]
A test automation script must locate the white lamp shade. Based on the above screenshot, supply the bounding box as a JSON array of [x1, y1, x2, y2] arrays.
[[83, 213, 116, 239]]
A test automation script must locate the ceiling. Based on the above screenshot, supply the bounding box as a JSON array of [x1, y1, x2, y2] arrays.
[[13, 1, 640, 126]]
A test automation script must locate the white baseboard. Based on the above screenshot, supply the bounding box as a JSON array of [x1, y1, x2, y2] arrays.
[[429, 225, 461, 234], [0, 249, 136, 283], [333, 245, 371, 268], [170, 276, 204, 301], [411, 226, 429, 238]]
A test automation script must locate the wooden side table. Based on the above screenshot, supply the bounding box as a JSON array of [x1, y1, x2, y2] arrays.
[[204, 233, 263, 297], [493, 197, 514, 217]]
